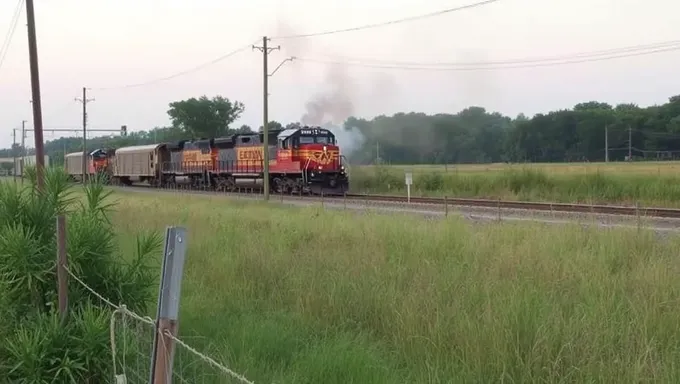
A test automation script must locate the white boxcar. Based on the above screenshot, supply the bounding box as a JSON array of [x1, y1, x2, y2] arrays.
[[14, 155, 50, 176]]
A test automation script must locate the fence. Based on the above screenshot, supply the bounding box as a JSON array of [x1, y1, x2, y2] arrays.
[[55, 217, 254, 384]]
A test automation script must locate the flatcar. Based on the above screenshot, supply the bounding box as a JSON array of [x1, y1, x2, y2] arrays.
[[65, 125, 349, 195]]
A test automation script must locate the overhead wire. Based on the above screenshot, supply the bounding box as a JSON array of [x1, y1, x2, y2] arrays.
[[304, 39, 680, 67], [296, 42, 680, 71], [0, 0, 24, 74], [270, 0, 502, 39], [90, 39, 259, 91]]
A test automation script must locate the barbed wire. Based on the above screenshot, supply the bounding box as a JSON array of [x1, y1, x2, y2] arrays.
[[163, 330, 255, 384], [63, 265, 255, 384]]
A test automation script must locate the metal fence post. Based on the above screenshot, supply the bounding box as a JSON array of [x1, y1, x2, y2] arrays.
[[149, 226, 188, 384]]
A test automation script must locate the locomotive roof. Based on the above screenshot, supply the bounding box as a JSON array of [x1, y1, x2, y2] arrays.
[[115, 143, 162, 154], [65, 150, 101, 157], [277, 129, 298, 139]]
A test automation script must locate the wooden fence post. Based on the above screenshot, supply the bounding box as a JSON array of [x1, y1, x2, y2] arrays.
[[150, 226, 188, 384], [56, 215, 68, 322]]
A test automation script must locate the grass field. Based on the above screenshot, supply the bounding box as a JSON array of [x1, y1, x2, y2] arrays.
[[351, 161, 680, 207], [111, 190, 680, 383]]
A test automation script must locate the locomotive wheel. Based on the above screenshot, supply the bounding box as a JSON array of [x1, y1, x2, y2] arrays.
[[215, 176, 236, 192], [272, 177, 285, 194]]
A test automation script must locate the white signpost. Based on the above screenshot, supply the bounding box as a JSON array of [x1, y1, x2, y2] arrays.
[[405, 172, 412, 203]]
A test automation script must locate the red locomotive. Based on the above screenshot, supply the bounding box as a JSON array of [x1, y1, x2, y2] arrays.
[[66, 125, 349, 195]]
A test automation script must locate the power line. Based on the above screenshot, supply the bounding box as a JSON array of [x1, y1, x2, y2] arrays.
[[306, 39, 680, 67], [91, 39, 259, 91], [297, 44, 680, 71], [0, 0, 24, 73], [270, 0, 502, 40]]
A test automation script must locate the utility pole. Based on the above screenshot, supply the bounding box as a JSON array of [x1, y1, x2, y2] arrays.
[[252, 36, 280, 201], [75, 87, 95, 182], [20, 120, 26, 176], [628, 125, 632, 161], [12, 129, 17, 181], [376, 142, 380, 165], [25, 0, 46, 190], [604, 125, 609, 162]]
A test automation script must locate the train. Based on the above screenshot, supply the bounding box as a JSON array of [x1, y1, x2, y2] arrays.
[[64, 125, 349, 195]]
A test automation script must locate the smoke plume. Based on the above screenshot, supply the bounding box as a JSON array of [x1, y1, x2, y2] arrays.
[[274, 18, 399, 157]]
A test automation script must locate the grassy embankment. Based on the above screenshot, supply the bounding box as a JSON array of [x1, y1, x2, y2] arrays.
[[350, 161, 680, 207], [113, 189, 680, 383]]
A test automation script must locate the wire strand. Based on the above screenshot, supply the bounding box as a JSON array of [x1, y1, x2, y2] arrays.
[[0, 0, 25, 73], [297, 44, 680, 71], [163, 330, 255, 384], [270, 0, 501, 39], [90, 39, 259, 91], [305, 39, 680, 67]]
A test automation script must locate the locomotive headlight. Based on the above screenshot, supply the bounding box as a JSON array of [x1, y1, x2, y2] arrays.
[[323, 146, 327, 152], [318, 165, 322, 170]]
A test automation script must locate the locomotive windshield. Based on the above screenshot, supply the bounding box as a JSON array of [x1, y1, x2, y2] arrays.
[[278, 127, 336, 148], [299, 135, 335, 145], [298, 127, 335, 145]]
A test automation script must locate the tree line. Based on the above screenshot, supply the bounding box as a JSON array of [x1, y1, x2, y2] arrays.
[[2, 93, 680, 166]]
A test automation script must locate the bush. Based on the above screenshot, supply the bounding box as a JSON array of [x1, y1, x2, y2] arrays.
[[0, 167, 162, 382]]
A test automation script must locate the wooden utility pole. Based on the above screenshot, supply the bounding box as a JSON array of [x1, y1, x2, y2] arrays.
[[628, 125, 632, 161], [24, 0, 46, 190], [12, 129, 17, 181], [20, 120, 26, 177], [252, 36, 280, 201], [75, 87, 94, 182], [150, 227, 188, 384], [56, 215, 68, 322], [604, 125, 609, 162]]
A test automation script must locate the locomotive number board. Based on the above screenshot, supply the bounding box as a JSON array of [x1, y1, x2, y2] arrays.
[[299, 128, 330, 135]]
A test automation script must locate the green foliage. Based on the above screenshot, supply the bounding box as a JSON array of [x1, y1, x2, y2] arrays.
[[167, 95, 245, 138], [0, 167, 162, 382], [4, 93, 680, 166]]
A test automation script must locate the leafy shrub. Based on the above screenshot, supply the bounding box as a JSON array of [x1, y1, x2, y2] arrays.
[[0, 167, 162, 382]]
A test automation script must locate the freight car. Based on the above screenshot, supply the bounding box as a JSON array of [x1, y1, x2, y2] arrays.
[[66, 125, 349, 195], [65, 150, 109, 181]]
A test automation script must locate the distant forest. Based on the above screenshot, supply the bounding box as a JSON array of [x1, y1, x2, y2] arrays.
[[2, 94, 680, 167]]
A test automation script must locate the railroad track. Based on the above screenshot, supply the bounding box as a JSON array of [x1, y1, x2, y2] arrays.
[[344, 194, 680, 218], [115, 183, 680, 219]]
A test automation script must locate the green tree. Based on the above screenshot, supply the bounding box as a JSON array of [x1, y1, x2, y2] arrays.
[[167, 95, 245, 138]]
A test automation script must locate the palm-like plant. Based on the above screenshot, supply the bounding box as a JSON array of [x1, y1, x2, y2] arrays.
[[0, 167, 162, 382]]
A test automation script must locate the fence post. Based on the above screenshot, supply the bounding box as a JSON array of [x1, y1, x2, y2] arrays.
[[444, 196, 448, 217], [150, 226, 188, 384], [56, 215, 68, 322], [496, 198, 501, 222]]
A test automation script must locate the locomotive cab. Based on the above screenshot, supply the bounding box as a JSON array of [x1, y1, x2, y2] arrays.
[[277, 126, 348, 194]]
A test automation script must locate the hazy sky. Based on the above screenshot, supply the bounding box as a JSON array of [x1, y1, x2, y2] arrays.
[[0, 0, 679, 149]]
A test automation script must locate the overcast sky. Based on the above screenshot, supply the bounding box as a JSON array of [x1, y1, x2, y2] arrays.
[[0, 0, 678, 149]]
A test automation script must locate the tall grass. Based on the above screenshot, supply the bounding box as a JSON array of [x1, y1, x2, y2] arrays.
[[351, 166, 680, 206], [112, 190, 680, 383]]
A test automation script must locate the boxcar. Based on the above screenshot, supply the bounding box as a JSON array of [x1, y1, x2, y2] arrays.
[[112, 144, 168, 185], [64, 152, 88, 181]]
